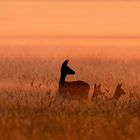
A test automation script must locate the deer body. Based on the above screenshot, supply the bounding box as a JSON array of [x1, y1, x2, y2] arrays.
[[59, 60, 90, 99]]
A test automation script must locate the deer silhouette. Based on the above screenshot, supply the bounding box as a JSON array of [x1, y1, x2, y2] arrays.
[[92, 83, 126, 101], [92, 84, 105, 100], [59, 60, 90, 99], [108, 83, 126, 101]]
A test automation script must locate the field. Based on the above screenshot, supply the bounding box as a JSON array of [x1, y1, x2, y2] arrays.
[[0, 52, 140, 140]]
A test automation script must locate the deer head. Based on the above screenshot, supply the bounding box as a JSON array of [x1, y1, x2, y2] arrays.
[[114, 83, 126, 99], [93, 83, 103, 98], [61, 60, 75, 75]]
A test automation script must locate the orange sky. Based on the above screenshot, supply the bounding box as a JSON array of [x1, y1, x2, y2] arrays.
[[0, 1, 140, 37], [0, 0, 140, 58]]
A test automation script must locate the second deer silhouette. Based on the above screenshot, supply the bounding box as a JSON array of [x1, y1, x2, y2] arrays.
[[108, 83, 126, 101], [92, 84, 104, 99], [59, 60, 90, 99], [92, 83, 126, 101]]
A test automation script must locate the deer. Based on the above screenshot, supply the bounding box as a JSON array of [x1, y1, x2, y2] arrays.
[[58, 60, 90, 99], [92, 84, 105, 100], [92, 83, 126, 102], [108, 83, 126, 101]]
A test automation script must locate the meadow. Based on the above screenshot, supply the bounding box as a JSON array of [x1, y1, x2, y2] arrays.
[[0, 52, 140, 140]]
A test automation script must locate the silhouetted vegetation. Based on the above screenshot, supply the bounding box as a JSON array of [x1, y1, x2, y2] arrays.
[[0, 57, 139, 140]]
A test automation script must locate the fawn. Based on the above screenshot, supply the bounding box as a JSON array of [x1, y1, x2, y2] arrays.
[[92, 83, 126, 102]]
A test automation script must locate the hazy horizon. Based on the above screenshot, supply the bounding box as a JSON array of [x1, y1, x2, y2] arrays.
[[0, 1, 140, 60]]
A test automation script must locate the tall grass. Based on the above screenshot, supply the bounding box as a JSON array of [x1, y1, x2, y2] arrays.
[[0, 57, 140, 140]]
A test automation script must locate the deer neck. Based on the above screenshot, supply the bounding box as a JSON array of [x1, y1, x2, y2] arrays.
[[59, 73, 67, 85], [113, 94, 120, 100]]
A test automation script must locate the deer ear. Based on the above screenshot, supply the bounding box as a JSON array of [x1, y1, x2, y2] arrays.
[[118, 83, 122, 87], [63, 60, 69, 66], [66, 59, 69, 65]]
